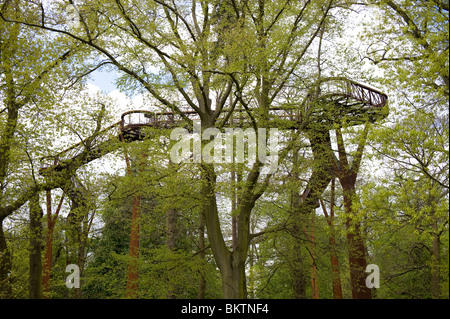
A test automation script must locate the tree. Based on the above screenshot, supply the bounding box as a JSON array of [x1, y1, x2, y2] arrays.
[[1, 1, 122, 298], [363, 0, 448, 98], [360, 0, 449, 299], [363, 108, 449, 298], [331, 124, 372, 299], [1, 0, 348, 298], [2, 0, 446, 301], [0, 1, 83, 297]]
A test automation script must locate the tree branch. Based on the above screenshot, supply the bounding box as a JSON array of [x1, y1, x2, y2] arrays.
[[350, 123, 370, 176]]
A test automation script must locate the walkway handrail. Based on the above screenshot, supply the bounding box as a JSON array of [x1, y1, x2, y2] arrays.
[[316, 78, 387, 108]]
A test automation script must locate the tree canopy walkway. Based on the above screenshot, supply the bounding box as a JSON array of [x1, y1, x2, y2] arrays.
[[39, 78, 387, 175]]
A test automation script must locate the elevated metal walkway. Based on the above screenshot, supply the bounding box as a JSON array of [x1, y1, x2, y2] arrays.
[[39, 79, 387, 175]]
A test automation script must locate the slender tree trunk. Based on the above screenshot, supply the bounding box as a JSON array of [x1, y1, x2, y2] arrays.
[[224, 199, 253, 299], [0, 106, 19, 299], [42, 190, 53, 298], [124, 150, 146, 299], [67, 193, 89, 298], [309, 214, 319, 299], [320, 179, 343, 299], [431, 219, 441, 299], [76, 206, 95, 299], [42, 190, 65, 298], [207, 226, 247, 299], [290, 143, 307, 299], [65, 177, 89, 298], [166, 208, 178, 299], [0, 220, 12, 298], [126, 195, 140, 299], [42, 226, 54, 298], [291, 191, 307, 299], [342, 184, 371, 299], [0, 106, 19, 194], [291, 226, 307, 299], [29, 194, 43, 299], [329, 233, 343, 299], [75, 231, 86, 299], [248, 242, 256, 299], [231, 169, 237, 252], [327, 216, 343, 299], [198, 212, 206, 299], [166, 209, 178, 251]]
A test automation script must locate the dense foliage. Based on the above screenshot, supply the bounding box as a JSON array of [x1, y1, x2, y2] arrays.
[[0, 0, 448, 299]]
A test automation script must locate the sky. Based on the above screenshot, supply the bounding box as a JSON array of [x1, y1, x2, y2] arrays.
[[86, 68, 145, 120], [87, 68, 120, 94]]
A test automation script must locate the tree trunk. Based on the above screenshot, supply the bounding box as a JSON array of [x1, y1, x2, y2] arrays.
[[291, 185, 307, 299], [221, 256, 247, 299], [329, 235, 343, 299], [42, 226, 54, 298], [221, 202, 253, 299], [231, 169, 237, 252], [166, 208, 178, 251], [42, 190, 66, 298], [333, 125, 371, 299], [248, 243, 256, 299], [342, 184, 371, 299], [321, 179, 343, 299], [291, 222, 307, 299], [166, 208, 177, 250], [75, 204, 95, 299], [431, 219, 441, 299], [166, 208, 178, 299], [0, 106, 19, 299], [126, 195, 140, 299], [198, 212, 206, 299], [0, 220, 12, 298], [124, 151, 146, 299], [29, 194, 43, 299], [309, 214, 319, 299], [42, 190, 53, 298], [292, 128, 333, 298], [201, 163, 250, 299], [66, 179, 90, 298]]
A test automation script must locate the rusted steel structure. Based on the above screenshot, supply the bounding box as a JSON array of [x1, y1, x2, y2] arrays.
[[311, 78, 388, 125], [318, 78, 387, 108]]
